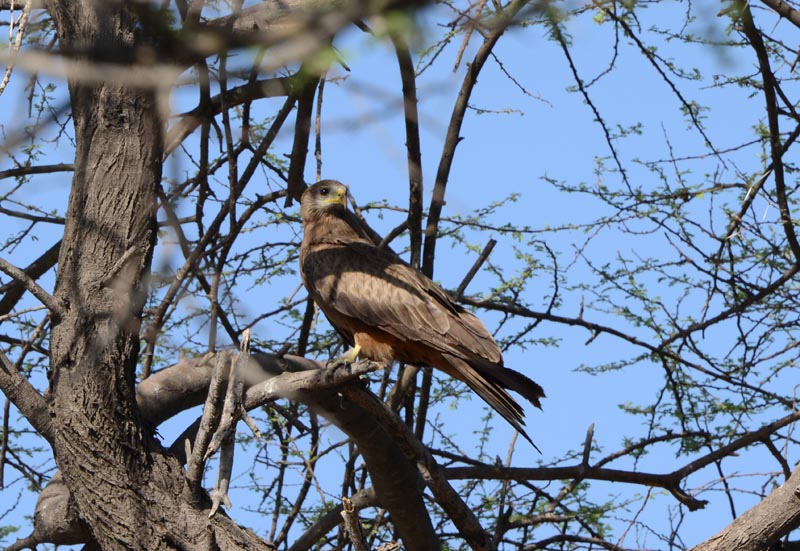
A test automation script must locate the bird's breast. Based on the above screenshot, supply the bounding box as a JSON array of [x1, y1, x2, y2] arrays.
[[352, 330, 396, 364]]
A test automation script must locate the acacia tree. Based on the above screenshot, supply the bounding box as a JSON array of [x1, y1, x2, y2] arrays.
[[1, 0, 800, 550]]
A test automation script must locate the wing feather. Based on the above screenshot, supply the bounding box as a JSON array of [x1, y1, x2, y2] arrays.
[[304, 242, 455, 343], [300, 192, 544, 446], [441, 353, 531, 442], [334, 242, 502, 361]]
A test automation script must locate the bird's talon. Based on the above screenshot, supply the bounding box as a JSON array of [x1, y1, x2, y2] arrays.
[[325, 357, 348, 370], [327, 345, 361, 370]]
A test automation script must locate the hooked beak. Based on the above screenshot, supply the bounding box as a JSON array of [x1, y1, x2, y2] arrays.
[[323, 186, 348, 207]]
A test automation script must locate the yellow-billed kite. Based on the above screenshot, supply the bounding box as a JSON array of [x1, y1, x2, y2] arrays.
[[299, 180, 544, 443]]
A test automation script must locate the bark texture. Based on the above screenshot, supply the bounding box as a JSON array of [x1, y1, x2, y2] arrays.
[[43, 3, 272, 550], [33, 353, 440, 551], [691, 464, 800, 551], [46, 2, 162, 549]]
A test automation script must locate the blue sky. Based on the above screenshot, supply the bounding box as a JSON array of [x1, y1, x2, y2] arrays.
[[2, 1, 797, 549], [282, 4, 790, 546]]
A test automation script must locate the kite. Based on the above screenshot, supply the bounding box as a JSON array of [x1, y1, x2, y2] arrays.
[[299, 179, 545, 443]]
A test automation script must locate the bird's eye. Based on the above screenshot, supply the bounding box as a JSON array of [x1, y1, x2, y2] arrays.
[[319, 187, 329, 196]]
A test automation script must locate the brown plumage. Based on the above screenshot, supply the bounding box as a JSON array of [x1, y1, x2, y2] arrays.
[[299, 180, 545, 444]]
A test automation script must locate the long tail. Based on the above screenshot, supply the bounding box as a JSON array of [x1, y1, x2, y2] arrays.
[[442, 353, 545, 448]]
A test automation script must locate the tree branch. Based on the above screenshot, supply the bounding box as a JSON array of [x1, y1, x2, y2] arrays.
[[459, 289, 795, 409], [738, 1, 800, 262], [691, 462, 800, 551], [164, 77, 291, 157], [0, 163, 74, 180], [139, 352, 441, 551], [0, 240, 60, 317], [339, 384, 493, 551], [185, 352, 231, 506], [759, 0, 800, 29], [142, 95, 296, 375], [422, 0, 528, 278], [285, 72, 320, 207], [0, 339, 52, 442], [0, 255, 62, 319], [390, 29, 424, 270], [454, 238, 496, 301], [340, 497, 370, 551], [289, 488, 378, 551]]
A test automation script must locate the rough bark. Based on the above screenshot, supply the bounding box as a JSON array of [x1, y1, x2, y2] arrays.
[[32, 353, 439, 551], [691, 463, 800, 551], [46, 2, 162, 549], [41, 3, 273, 550]]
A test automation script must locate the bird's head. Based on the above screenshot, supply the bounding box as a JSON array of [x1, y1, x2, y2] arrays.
[[301, 180, 349, 222]]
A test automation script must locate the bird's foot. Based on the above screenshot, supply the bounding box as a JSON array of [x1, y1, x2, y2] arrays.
[[326, 344, 362, 370]]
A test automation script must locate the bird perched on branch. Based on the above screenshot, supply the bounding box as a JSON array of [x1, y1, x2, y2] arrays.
[[299, 180, 545, 444]]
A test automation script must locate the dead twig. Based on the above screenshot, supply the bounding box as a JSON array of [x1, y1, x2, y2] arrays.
[[340, 497, 369, 551], [0, 0, 31, 97], [184, 351, 231, 505], [206, 331, 250, 461]]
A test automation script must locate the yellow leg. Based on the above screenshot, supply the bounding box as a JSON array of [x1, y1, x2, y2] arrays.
[[328, 344, 362, 368], [345, 344, 361, 363]]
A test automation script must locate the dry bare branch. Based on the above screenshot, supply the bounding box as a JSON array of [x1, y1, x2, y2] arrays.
[[0, 0, 32, 97], [422, 0, 529, 277], [0, 255, 62, 319]]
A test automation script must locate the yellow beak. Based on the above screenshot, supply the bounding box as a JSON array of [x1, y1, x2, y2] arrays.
[[324, 186, 347, 207]]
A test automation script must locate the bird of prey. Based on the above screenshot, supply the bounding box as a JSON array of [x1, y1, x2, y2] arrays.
[[299, 179, 545, 443]]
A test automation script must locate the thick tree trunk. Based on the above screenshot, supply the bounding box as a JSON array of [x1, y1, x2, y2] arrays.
[[46, 2, 161, 549], [42, 3, 271, 550], [35, 2, 432, 549]]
